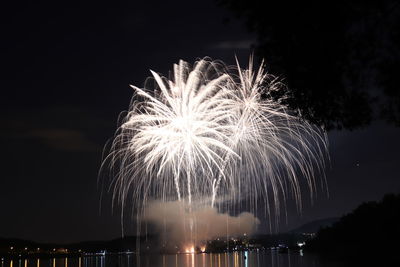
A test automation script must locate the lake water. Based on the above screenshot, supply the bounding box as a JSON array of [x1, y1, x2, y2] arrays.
[[0, 251, 345, 267]]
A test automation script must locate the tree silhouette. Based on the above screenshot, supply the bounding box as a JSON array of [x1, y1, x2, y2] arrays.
[[217, 0, 400, 129], [306, 194, 400, 264]]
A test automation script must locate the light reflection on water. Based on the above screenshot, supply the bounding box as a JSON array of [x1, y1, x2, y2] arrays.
[[1, 251, 340, 267]]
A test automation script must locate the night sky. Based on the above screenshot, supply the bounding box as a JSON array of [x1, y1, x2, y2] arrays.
[[1, 1, 399, 244]]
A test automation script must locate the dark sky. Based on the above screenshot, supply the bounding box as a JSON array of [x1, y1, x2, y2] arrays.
[[1, 1, 399, 244]]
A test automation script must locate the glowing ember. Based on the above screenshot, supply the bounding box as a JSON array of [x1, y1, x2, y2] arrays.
[[185, 246, 195, 254]]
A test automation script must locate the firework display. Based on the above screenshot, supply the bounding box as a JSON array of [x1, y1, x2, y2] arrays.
[[103, 56, 328, 234]]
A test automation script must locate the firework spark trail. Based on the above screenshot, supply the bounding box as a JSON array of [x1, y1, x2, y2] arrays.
[[102, 56, 328, 238]]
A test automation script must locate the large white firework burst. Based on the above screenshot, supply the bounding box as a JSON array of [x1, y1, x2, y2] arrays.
[[103, 56, 328, 224]]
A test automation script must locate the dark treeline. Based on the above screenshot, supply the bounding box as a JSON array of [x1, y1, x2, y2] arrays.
[[306, 193, 400, 264], [217, 0, 400, 130]]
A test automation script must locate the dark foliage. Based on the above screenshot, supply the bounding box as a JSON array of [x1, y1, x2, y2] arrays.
[[217, 0, 400, 129], [306, 194, 400, 264]]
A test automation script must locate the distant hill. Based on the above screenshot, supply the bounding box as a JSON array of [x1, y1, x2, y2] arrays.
[[247, 218, 339, 248], [0, 235, 157, 255], [289, 217, 339, 234], [0, 218, 339, 254]]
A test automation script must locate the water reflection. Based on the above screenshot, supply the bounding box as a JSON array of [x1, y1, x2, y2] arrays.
[[0, 251, 342, 267]]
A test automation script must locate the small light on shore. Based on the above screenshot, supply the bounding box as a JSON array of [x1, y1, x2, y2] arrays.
[[185, 246, 195, 254]]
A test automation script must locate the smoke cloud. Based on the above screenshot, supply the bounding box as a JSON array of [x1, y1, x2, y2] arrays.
[[142, 200, 260, 246]]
